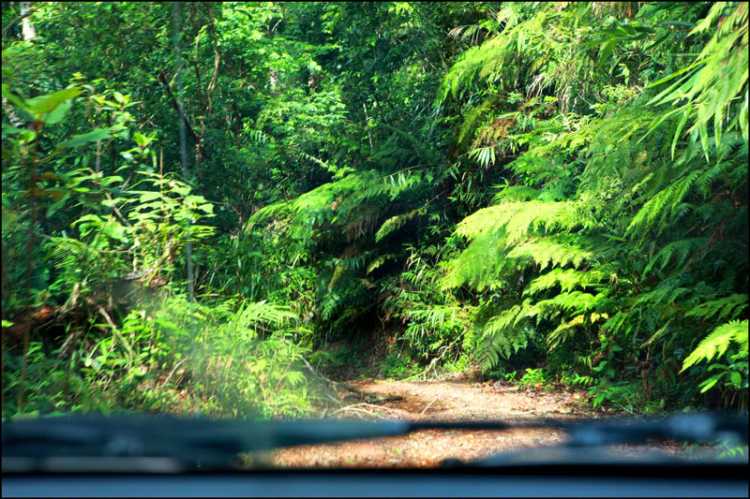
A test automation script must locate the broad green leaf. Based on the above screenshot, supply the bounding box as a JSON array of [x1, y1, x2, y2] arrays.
[[47, 195, 69, 218], [138, 191, 161, 202], [698, 122, 709, 162], [43, 99, 73, 125], [74, 214, 103, 225], [646, 59, 706, 90], [671, 109, 691, 159], [60, 125, 127, 148], [698, 375, 722, 393], [133, 132, 153, 147], [26, 87, 81, 114], [2, 124, 25, 135], [713, 106, 722, 150], [598, 38, 619, 67], [102, 222, 127, 241], [171, 185, 191, 196]]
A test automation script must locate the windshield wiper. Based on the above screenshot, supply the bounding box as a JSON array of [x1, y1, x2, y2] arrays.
[[446, 412, 749, 468], [1, 417, 520, 470], [2, 413, 747, 471]]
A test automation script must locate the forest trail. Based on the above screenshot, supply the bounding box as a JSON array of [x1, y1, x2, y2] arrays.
[[269, 378, 693, 468]]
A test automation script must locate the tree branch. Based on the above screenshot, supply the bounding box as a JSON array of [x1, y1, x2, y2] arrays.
[[204, 7, 221, 116], [300, 357, 403, 403], [157, 70, 203, 146], [1, 2, 43, 39]]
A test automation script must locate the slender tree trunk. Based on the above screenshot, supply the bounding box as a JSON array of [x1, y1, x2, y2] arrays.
[[363, 103, 375, 153], [171, 3, 195, 306], [1, 240, 7, 412], [16, 0, 40, 413], [20, 2, 37, 41]]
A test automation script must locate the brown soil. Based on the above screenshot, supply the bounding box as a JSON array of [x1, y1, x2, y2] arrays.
[[269, 378, 704, 468]]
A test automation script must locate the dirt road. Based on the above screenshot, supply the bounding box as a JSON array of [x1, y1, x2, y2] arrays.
[[269, 378, 693, 468]]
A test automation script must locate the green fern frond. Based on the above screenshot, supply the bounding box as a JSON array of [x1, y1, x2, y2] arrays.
[[681, 319, 749, 371], [232, 300, 297, 329], [685, 294, 749, 323], [507, 234, 600, 271], [642, 238, 709, 278], [547, 314, 585, 350], [366, 253, 396, 274], [378, 124, 441, 164], [524, 268, 604, 296], [248, 129, 273, 144], [633, 284, 691, 308], [440, 231, 508, 291], [492, 185, 540, 203], [458, 96, 500, 148], [435, 5, 559, 106], [535, 291, 608, 315], [627, 168, 706, 236], [455, 201, 587, 245], [646, 3, 749, 156], [473, 303, 537, 370], [248, 169, 426, 245], [375, 209, 420, 242]]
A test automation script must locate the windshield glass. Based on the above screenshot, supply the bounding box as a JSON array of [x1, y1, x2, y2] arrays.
[[1, 1, 748, 471]]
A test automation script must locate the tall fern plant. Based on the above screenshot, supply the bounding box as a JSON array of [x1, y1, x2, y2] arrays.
[[439, 1, 748, 408]]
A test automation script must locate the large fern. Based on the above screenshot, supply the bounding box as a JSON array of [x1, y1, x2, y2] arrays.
[[682, 320, 749, 371]]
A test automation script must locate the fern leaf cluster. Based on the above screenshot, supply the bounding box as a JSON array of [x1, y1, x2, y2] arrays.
[[436, 0, 748, 407]]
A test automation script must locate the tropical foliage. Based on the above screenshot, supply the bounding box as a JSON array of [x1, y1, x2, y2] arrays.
[[2, 1, 747, 418]]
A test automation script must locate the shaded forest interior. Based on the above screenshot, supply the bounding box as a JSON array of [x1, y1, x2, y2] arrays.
[[1, 1, 748, 420]]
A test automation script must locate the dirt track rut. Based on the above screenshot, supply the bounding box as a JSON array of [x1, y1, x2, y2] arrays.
[[269, 378, 684, 468]]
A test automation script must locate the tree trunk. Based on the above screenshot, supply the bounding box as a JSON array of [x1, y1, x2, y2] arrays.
[[20, 2, 37, 41]]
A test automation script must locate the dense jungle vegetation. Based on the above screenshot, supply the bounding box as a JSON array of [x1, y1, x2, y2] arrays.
[[1, 1, 748, 420]]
